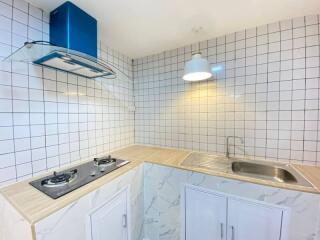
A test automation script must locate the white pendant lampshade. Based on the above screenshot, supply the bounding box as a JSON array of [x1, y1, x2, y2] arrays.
[[183, 53, 212, 81]]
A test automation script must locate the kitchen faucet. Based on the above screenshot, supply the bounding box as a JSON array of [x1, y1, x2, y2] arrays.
[[226, 136, 244, 158]]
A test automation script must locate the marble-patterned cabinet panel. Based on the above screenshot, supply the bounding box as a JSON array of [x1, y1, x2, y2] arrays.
[[34, 164, 144, 240], [144, 163, 320, 240], [0, 194, 33, 240]]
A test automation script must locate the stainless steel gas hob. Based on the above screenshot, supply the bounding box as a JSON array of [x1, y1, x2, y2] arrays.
[[30, 155, 130, 199]]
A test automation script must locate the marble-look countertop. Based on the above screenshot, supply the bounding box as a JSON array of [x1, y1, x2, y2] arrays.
[[1, 144, 320, 225]]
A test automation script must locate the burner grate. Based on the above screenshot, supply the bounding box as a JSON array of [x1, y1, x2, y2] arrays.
[[94, 155, 116, 167], [41, 170, 77, 187]]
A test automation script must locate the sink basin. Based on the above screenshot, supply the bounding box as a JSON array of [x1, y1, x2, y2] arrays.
[[232, 161, 297, 183], [231, 161, 312, 187]]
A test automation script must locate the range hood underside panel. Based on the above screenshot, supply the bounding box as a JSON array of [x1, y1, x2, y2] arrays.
[[4, 42, 116, 79]]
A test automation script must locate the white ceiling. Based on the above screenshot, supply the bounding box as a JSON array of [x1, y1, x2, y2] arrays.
[[26, 0, 320, 58]]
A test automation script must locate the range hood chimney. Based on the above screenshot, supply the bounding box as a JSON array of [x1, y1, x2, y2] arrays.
[[50, 1, 98, 58]]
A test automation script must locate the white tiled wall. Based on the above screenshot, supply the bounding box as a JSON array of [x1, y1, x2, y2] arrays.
[[134, 15, 320, 165], [0, 0, 134, 185]]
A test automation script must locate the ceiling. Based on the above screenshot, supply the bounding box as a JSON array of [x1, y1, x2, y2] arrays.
[[27, 0, 320, 58]]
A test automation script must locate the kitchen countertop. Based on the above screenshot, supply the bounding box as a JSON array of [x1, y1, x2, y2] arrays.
[[1, 144, 320, 226]]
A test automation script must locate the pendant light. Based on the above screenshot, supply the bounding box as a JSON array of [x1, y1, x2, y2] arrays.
[[183, 43, 212, 81]]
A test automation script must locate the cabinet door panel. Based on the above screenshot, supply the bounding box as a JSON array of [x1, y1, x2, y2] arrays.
[[186, 187, 227, 240], [227, 198, 283, 240], [90, 190, 128, 240]]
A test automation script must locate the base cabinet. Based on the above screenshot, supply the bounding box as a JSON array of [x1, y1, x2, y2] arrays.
[[88, 189, 129, 240], [227, 198, 283, 240], [185, 186, 287, 240], [186, 187, 227, 240]]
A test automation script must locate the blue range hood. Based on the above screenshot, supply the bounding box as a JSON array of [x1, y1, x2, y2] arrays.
[[4, 1, 116, 79], [50, 1, 98, 58]]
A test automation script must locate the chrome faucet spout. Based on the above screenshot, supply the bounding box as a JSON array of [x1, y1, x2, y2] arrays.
[[226, 136, 244, 158]]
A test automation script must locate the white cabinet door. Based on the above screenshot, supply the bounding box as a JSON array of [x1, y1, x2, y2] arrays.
[[90, 189, 128, 240], [227, 198, 283, 240], [185, 187, 227, 240]]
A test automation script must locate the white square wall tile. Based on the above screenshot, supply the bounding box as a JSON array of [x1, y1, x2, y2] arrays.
[[29, 4, 42, 19], [306, 46, 319, 57], [0, 1, 12, 18], [28, 27, 43, 41], [0, 71, 12, 86], [0, 85, 12, 99], [12, 73, 28, 87], [305, 15, 318, 25], [280, 19, 292, 30], [0, 139, 14, 154], [292, 16, 305, 28], [0, 153, 15, 168], [29, 15, 42, 31], [0, 16, 12, 32], [257, 24, 268, 35], [293, 37, 305, 49], [16, 162, 32, 177], [281, 29, 292, 40], [12, 87, 28, 100], [0, 126, 13, 140], [246, 27, 256, 38], [0, 166, 16, 182], [1, 0, 13, 5], [0, 43, 12, 57], [15, 150, 31, 164], [0, 99, 12, 112], [14, 125, 30, 138], [14, 137, 30, 151], [293, 27, 305, 39], [13, 8, 28, 24], [47, 156, 59, 168], [268, 22, 280, 33], [13, 0, 28, 12], [306, 25, 319, 36], [306, 35, 319, 47]]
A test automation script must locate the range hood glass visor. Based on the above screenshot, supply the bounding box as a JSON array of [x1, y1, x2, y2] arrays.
[[4, 42, 116, 79]]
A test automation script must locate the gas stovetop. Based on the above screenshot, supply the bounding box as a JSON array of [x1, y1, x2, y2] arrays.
[[30, 156, 130, 199]]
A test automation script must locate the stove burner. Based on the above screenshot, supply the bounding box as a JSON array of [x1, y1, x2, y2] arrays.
[[30, 155, 130, 199], [94, 155, 116, 167], [41, 169, 77, 188]]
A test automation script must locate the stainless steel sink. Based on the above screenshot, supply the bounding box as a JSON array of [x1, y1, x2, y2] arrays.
[[181, 152, 313, 187], [232, 161, 296, 183]]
